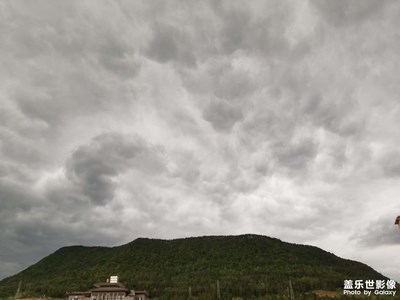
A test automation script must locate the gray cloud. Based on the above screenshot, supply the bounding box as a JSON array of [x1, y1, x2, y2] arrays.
[[0, 181, 55, 278], [353, 215, 400, 246], [65, 133, 166, 205], [379, 150, 400, 178], [67, 134, 141, 205], [145, 23, 197, 67], [203, 97, 244, 131], [211, 2, 291, 55], [310, 0, 390, 26], [275, 137, 317, 172], [1, 0, 400, 283]]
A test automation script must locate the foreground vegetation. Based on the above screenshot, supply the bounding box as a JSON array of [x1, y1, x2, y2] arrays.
[[0, 235, 397, 299]]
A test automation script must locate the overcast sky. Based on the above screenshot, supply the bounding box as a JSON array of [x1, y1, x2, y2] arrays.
[[1, 0, 400, 282]]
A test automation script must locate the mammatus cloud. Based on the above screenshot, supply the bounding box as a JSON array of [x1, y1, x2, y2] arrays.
[[310, 0, 389, 26], [1, 0, 400, 282], [65, 133, 165, 206]]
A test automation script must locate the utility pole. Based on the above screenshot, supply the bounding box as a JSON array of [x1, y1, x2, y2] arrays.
[[289, 280, 295, 300], [216, 280, 220, 299], [188, 286, 192, 299], [24, 282, 31, 294], [15, 281, 22, 298]]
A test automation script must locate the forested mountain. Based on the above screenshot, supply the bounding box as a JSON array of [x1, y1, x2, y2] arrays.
[[0, 234, 392, 299]]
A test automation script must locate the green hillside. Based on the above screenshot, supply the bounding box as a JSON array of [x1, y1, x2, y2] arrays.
[[0, 234, 394, 299]]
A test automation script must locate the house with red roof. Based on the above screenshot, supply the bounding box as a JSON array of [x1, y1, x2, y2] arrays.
[[67, 276, 148, 300]]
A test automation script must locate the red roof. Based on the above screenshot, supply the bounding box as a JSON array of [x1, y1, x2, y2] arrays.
[[93, 282, 126, 288], [91, 282, 130, 293], [67, 291, 91, 296], [91, 287, 130, 293]]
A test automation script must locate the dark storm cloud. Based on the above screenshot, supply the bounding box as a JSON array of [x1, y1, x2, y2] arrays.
[[0, 130, 168, 279], [203, 98, 243, 131], [145, 23, 196, 67], [310, 0, 390, 26], [66, 133, 166, 205], [0, 181, 37, 222], [300, 93, 365, 137], [0, 181, 51, 278], [207, 1, 291, 56], [99, 49, 140, 78], [275, 137, 317, 172], [13, 67, 113, 128], [2, 0, 400, 282], [142, 1, 292, 67]]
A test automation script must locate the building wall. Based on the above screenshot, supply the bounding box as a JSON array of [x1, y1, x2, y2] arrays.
[[68, 295, 90, 300], [125, 296, 146, 300], [91, 292, 127, 300]]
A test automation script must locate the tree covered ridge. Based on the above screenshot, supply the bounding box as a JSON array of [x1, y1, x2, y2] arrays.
[[0, 234, 393, 299]]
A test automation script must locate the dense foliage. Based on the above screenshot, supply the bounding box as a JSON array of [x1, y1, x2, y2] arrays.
[[0, 235, 393, 299]]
